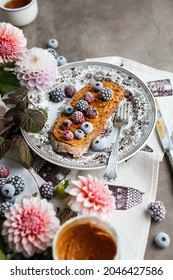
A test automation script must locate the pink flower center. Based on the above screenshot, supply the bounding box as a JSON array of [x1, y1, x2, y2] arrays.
[[0, 39, 13, 55], [21, 209, 43, 234]]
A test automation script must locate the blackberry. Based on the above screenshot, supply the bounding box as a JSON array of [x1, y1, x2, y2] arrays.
[[148, 201, 166, 221], [40, 182, 55, 199], [49, 87, 66, 102], [71, 111, 85, 124], [99, 87, 113, 101], [0, 165, 9, 178], [64, 85, 77, 98], [83, 92, 94, 103], [86, 106, 98, 118], [0, 201, 12, 218], [8, 174, 25, 195], [0, 178, 7, 191], [76, 100, 88, 112], [47, 48, 58, 58]]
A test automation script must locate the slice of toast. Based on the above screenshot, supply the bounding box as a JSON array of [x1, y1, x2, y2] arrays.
[[50, 81, 124, 157]]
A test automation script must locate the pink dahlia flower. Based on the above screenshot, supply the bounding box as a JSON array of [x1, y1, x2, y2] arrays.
[[0, 22, 27, 64], [15, 47, 58, 91], [2, 197, 59, 257], [65, 175, 116, 219]]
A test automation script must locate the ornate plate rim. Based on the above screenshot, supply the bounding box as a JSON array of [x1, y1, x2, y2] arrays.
[[22, 61, 157, 170]]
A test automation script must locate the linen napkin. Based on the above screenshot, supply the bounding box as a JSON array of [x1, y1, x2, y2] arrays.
[[29, 57, 173, 259]]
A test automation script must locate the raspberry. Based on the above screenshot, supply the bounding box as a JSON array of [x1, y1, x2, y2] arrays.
[[64, 85, 77, 97], [148, 201, 166, 221], [0, 165, 9, 178], [99, 87, 113, 101], [40, 182, 55, 199], [62, 130, 74, 141], [61, 119, 72, 130], [83, 92, 94, 103], [86, 106, 98, 118], [49, 87, 66, 102], [76, 100, 89, 112], [71, 111, 85, 124], [8, 174, 25, 195], [0, 201, 12, 218]]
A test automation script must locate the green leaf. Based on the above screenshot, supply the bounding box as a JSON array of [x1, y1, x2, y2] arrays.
[[0, 62, 15, 69], [0, 250, 6, 260], [20, 108, 46, 133], [0, 69, 20, 94], [14, 135, 33, 168], [0, 136, 11, 158], [32, 192, 38, 197]]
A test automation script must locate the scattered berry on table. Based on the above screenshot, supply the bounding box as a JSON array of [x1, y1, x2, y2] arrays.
[[76, 100, 89, 112], [4, 196, 15, 204], [62, 130, 74, 141], [71, 111, 85, 124], [40, 182, 55, 199], [1, 183, 15, 198], [0, 178, 7, 191], [99, 87, 113, 101], [0, 165, 9, 178], [64, 105, 74, 116], [47, 48, 58, 58], [64, 85, 77, 98], [57, 56, 67, 66], [47, 39, 59, 49], [148, 201, 166, 221], [94, 81, 103, 91], [74, 129, 85, 139], [83, 92, 95, 103], [49, 87, 66, 102], [155, 232, 170, 249], [80, 121, 93, 134], [61, 119, 72, 130], [8, 174, 25, 195], [86, 106, 98, 118], [91, 138, 104, 151], [0, 201, 13, 218]]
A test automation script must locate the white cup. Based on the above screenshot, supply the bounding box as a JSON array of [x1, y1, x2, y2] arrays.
[[0, 0, 38, 27], [52, 216, 120, 260]]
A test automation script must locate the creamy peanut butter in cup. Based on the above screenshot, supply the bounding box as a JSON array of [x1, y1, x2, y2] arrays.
[[52, 216, 120, 260]]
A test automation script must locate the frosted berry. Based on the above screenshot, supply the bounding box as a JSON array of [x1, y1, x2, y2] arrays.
[[40, 182, 55, 199], [65, 85, 77, 98], [83, 92, 94, 103], [47, 39, 59, 49], [155, 232, 170, 249], [1, 183, 15, 198], [4, 196, 15, 204], [47, 48, 58, 58], [64, 105, 74, 116], [76, 100, 89, 112], [8, 174, 25, 195], [57, 56, 67, 66], [80, 122, 93, 134], [74, 129, 85, 139], [91, 139, 104, 151], [0, 178, 8, 191], [94, 81, 103, 91], [49, 87, 66, 102], [99, 87, 113, 101], [62, 130, 74, 141], [0, 165, 9, 178], [148, 201, 166, 221], [71, 111, 85, 124], [62, 119, 72, 130], [0, 201, 12, 218], [86, 106, 98, 118]]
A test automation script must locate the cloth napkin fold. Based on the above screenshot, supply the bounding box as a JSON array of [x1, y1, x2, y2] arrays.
[[30, 57, 173, 259]]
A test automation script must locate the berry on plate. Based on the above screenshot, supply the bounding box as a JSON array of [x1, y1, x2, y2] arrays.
[[83, 92, 94, 103], [86, 106, 98, 118], [49, 87, 66, 102], [0, 201, 13, 218], [71, 111, 85, 124], [94, 81, 103, 91], [64, 105, 74, 116], [0, 165, 9, 178], [1, 183, 15, 198], [64, 85, 77, 98], [91, 139, 104, 151], [74, 129, 85, 139], [99, 87, 113, 101], [61, 119, 72, 130], [8, 174, 25, 195], [76, 100, 89, 112], [80, 121, 93, 134], [62, 130, 74, 141], [40, 182, 55, 200]]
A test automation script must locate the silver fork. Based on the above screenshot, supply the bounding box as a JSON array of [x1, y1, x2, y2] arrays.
[[103, 101, 130, 181]]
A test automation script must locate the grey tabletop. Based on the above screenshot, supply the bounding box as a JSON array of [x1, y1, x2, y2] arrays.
[[20, 0, 173, 260]]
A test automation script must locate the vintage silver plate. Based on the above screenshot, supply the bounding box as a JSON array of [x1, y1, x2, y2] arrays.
[[22, 61, 156, 170]]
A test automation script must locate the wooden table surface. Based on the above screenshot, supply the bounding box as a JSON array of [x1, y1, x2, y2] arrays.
[[10, 0, 173, 259]]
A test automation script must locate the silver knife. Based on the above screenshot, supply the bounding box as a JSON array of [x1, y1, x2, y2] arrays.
[[156, 100, 173, 169]]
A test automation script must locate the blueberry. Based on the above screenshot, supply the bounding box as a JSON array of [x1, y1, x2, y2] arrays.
[[80, 122, 93, 134], [4, 196, 15, 204], [74, 129, 85, 139], [91, 139, 104, 151], [64, 105, 74, 116], [94, 81, 103, 91], [47, 39, 59, 49], [155, 232, 170, 248], [1, 183, 15, 198], [57, 56, 67, 66]]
